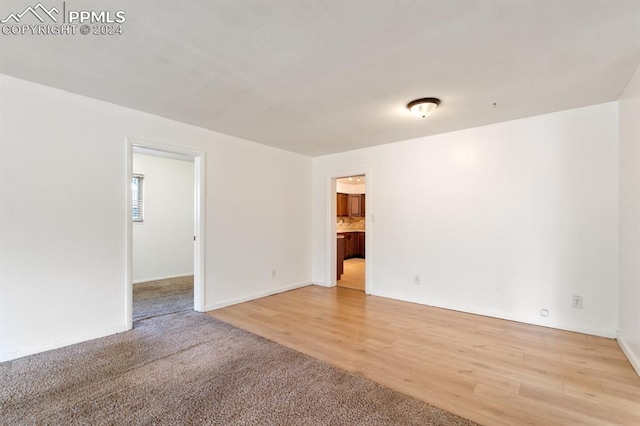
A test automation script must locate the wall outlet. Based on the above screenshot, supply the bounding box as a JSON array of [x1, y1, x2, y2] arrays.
[[540, 309, 549, 317], [413, 275, 421, 285], [272, 269, 277, 279], [572, 295, 583, 309]]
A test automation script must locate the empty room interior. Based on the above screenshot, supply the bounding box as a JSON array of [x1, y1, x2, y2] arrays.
[[1, 2, 639, 425]]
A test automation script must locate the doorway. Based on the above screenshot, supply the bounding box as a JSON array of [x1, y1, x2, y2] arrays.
[[125, 139, 206, 330], [336, 175, 366, 292]]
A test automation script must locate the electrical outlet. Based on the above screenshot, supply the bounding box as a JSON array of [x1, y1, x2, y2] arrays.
[[272, 269, 277, 279], [540, 309, 549, 317], [413, 275, 421, 285], [572, 295, 583, 309]]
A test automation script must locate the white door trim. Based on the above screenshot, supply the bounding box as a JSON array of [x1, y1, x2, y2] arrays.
[[125, 138, 206, 330]]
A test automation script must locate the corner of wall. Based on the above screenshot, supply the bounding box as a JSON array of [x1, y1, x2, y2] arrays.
[[204, 282, 311, 312], [617, 332, 640, 377], [618, 62, 640, 376]]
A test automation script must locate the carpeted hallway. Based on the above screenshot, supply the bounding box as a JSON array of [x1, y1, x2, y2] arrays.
[[133, 275, 194, 321], [0, 309, 476, 425]]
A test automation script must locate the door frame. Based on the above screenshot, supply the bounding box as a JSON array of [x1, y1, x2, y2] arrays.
[[125, 137, 206, 329], [326, 169, 371, 294]]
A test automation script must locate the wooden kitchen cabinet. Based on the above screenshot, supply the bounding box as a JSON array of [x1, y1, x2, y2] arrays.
[[339, 232, 355, 259], [337, 235, 344, 279], [348, 194, 365, 217], [338, 193, 365, 217], [338, 231, 365, 259], [346, 233, 356, 259], [356, 232, 365, 258], [337, 193, 349, 217]]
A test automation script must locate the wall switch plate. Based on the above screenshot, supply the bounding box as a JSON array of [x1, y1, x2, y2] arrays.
[[572, 295, 583, 309]]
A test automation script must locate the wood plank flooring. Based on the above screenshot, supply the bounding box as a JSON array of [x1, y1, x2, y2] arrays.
[[208, 286, 640, 425]]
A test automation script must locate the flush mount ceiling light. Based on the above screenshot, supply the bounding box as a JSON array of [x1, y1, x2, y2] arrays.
[[407, 98, 441, 118]]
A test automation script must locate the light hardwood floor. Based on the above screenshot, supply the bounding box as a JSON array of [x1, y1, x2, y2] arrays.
[[208, 286, 640, 425], [337, 258, 365, 291]]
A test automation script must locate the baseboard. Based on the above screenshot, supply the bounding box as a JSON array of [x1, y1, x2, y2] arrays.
[[133, 273, 193, 284], [617, 333, 640, 378], [0, 323, 130, 363], [205, 282, 311, 311], [369, 290, 617, 339]]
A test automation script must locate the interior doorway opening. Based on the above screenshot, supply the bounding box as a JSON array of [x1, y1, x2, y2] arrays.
[[131, 147, 194, 321], [336, 175, 366, 292], [125, 139, 206, 330]]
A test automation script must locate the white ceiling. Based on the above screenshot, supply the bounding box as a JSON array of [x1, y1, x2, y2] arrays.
[[337, 176, 366, 185], [1, 1, 639, 156]]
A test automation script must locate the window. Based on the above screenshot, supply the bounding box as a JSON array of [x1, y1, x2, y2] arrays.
[[132, 174, 144, 222]]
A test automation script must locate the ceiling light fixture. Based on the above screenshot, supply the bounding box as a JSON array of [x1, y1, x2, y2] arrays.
[[407, 98, 441, 118]]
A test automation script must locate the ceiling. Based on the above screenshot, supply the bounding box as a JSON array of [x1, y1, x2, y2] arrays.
[[1, 1, 639, 157], [337, 176, 366, 186]]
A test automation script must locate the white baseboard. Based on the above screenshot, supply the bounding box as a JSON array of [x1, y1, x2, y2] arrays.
[[133, 273, 193, 284], [312, 285, 616, 338], [617, 334, 640, 378], [205, 282, 311, 311], [0, 324, 130, 363], [367, 290, 617, 339]]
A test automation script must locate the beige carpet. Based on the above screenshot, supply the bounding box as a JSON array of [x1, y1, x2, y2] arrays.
[[133, 275, 193, 321], [0, 310, 477, 425]]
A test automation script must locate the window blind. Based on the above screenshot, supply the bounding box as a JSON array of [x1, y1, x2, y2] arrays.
[[132, 174, 144, 222]]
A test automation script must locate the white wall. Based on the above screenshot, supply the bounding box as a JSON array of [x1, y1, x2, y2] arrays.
[[313, 102, 619, 337], [132, 153, 194, 283], [0, 75, 313, 361], [618, 64, 640, 374]]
